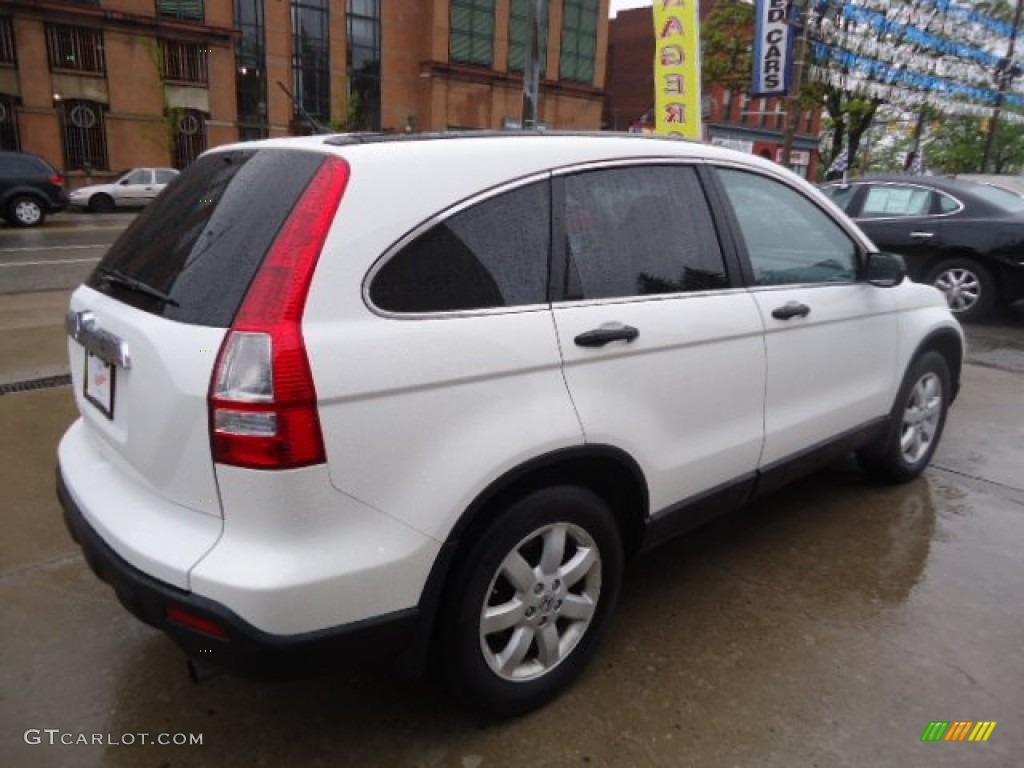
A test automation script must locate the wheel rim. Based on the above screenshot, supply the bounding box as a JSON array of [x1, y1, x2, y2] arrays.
[[15, 200, 42, 225], [933, 268, 980, 313], [899, 372, 943, 465], [479, 522, 602, 682]]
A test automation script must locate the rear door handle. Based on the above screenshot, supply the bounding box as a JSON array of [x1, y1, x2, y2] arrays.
[[910, 231, 934, 239], [771, 301, 811, 320], [574, 323, 639, 347]]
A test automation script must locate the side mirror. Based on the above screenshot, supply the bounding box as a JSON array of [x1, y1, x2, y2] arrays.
[[865, 251, 906, 287], [119, 178, 132, 185]]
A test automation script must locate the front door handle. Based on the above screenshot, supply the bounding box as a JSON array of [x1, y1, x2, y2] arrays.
[[910, 231, 934, 239], [771, 301, 811, 320], [574, 323, 640, 347]]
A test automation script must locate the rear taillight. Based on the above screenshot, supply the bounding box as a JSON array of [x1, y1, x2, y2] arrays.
[[51, 174, 65, 187], [209, 155, 350, 469]]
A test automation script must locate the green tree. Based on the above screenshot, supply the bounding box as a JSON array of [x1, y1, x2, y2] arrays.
[[927, 116, 1024, 173], [700, 0, 754, 91]]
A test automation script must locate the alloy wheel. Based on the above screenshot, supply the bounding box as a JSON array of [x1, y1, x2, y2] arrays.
[[933, 267, 981, 314], [479, 522, 602, 682], [900, 372, 943, 465]]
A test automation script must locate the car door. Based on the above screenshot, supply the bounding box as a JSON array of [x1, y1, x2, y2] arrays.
[[117, 169, 154, 205], [848, 182, 945, 279], [551, 163, 766, 520], [713, 168, 901, 485]]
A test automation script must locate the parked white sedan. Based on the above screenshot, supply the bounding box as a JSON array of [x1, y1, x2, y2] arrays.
[[69, 167, 179, 212]]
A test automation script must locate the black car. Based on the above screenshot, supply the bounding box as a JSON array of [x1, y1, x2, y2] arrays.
[[821, 175, 1024, 321], [0, 150, 70, 227]]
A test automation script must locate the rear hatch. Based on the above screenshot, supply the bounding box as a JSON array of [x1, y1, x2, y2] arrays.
[[68, 147, 331, 518]]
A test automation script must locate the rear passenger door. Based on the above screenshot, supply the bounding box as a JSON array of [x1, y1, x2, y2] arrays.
[[551, 163, 766, 518], [849, 182, 946, 273], [712, 168, 900, 478]]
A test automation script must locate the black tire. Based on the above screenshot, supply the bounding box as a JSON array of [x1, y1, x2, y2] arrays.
[[88, 194, 115, 214], [7, 195, 46, 227], [925, 257, 996, 322], [857, 351, 951, 483], [439, 485, 623, 717]]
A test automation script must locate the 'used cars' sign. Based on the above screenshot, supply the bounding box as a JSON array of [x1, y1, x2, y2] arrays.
[[752, 0, 792, 96]]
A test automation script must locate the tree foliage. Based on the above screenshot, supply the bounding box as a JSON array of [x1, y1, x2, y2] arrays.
[[700, 0, 754, 91], [927, 116, 1024, 173]]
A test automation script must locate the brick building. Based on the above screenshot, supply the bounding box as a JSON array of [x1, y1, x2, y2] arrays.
[[605, 4, 822, 179], [0, 0, 609, 188]]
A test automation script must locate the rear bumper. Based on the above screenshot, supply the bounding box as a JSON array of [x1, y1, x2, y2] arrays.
[[58, 466, 422, 678]]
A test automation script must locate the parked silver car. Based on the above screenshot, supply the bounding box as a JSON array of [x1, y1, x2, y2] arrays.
[[69, 167, 179, 212]]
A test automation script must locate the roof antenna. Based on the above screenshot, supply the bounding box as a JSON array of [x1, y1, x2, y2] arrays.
[[277, 81, 332, 135]]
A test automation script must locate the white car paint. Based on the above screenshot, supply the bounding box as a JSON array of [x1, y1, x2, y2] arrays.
[[60, 133, 963, 640]]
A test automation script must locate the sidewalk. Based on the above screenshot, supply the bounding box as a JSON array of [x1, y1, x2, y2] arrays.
[[0, 290, 72, 386]]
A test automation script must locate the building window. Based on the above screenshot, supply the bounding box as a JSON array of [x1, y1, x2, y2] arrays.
[[172, 108, 207, 168], [0, 17, 15, 66], [0, 94, 19, 150], [236, 0, 268, 140], [347, 0, 380, 131], [450, 0, 494, 66], [60, 99, 108, 171], [158, 0, 205, 22], [560, 0, 598, 83], [292, 0, 329, 129], [46, 25, 105, 75], [509, 0, 549, 76], [161, 40, 209, 85], [739, 94, 750, 125]]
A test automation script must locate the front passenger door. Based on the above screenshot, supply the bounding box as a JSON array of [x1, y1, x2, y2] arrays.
[[715, 169, 901, 476]]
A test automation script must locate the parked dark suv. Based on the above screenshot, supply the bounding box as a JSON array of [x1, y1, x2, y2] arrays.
[[0, 150, 69, 227]]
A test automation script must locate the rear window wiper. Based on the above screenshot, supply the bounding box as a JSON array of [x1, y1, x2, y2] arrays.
[[97, 267, 179, 307]]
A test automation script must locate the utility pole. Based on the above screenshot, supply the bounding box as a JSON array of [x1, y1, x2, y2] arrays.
[[781, 2, 811, 173], [521, 0, 543, 128], [982, 0, 1023, 173]]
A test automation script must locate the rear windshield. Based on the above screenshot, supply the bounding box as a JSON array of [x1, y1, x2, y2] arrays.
[[968, 183, 1024, 214], [86, 149, 326, 327]]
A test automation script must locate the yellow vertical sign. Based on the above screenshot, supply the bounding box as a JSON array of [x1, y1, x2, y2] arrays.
[[652, 0, 702, 139]]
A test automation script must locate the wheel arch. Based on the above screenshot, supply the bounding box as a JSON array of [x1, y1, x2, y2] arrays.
[[448, 445, 649, 558], [397, 445, 649, 676], [912, 328, 964, 401]]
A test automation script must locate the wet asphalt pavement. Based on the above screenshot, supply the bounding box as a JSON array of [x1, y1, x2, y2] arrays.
[[1, 294, 1022, 767]]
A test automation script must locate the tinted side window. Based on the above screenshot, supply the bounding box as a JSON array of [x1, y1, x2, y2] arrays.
[[821, 183, 857, 212], [2, 155, 42, 176], [156, 170, 177, 184], [370, 180, 550, 313], [860, 185, 933, 218], [562, 165, 727, 300], [718, 169, 858, 286]]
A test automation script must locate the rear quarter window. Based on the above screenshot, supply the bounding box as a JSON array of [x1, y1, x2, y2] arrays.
[[369, 180, 551, 313]]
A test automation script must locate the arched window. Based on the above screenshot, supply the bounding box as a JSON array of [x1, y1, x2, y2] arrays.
[[0, 94, 19, 150], [173, 108, 207, 169], [61, 99, 107, 171]]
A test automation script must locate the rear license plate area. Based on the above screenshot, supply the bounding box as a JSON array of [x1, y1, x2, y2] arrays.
[[84, 351, 116, 419]]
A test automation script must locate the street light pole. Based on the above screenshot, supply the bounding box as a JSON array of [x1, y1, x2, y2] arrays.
[[982, 0, 1023, 173], [781, 2, 811, 173], [521, 0, 543, 128]]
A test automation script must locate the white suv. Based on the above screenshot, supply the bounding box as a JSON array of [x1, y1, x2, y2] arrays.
[[58, 133, 963, 716]]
